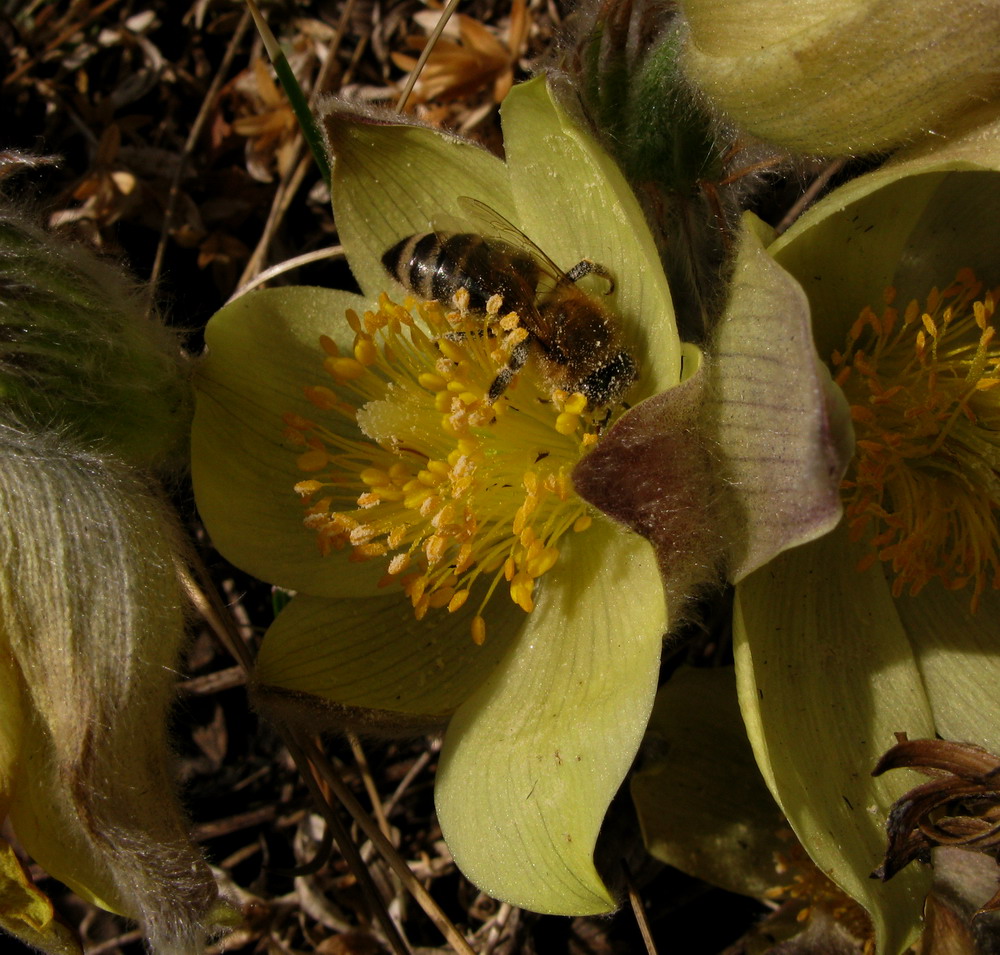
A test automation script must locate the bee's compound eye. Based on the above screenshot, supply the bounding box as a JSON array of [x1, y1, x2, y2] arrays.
[[580, 352, 638, 406]]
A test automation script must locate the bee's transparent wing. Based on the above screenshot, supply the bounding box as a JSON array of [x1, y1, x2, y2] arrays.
[[456, 196, 567, 287]]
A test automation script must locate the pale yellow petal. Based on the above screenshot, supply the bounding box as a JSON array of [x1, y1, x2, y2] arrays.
[[436, 522, 665, 914], [735, 523, 936, 954]]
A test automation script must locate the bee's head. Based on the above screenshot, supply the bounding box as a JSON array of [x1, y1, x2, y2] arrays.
[[579, 351, 638, 407]]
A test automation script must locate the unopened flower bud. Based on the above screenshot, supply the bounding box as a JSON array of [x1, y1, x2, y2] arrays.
[[0, 209, 192, 469], [678, 0, 1000, 155]]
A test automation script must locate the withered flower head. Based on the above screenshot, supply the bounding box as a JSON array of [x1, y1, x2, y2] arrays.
[[873, 735, 1000, 915]]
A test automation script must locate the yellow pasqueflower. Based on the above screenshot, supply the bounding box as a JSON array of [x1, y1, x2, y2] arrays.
[[677, 0, 1000, 155], [574, 104, 1000, 951], [731, 109, 1000, 952], [192, 76, 679, 915]]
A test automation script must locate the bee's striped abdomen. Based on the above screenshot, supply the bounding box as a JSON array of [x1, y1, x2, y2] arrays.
[[381, 233, 539, 312]]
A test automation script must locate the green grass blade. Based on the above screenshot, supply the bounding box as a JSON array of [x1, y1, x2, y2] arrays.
[[244, 0, 331, 187]]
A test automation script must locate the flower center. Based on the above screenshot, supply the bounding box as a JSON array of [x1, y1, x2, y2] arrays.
[[283, 292, 610, 644], [831, 268, 1000, 609]]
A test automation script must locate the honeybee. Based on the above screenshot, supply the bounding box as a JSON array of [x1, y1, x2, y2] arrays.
[[381, 198, 638, 407]]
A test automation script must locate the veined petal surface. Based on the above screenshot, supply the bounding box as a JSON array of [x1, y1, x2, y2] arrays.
[[255, 587, 524, 722], [734, 523, 936, 954], [435, 521, 665, 914], [770, 110, 1000, 357], [893, 587, 1000, 753], [193, 285, 388, 596], [324, 106, 514, 298], [502, 77, 681, 398], [707, 218, 853, 580]]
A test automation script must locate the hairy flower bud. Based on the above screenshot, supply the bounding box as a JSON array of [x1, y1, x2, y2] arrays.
[[678, 0, 1000, 155], [0, 424, 231, 954], [0, 208, 192, 469]]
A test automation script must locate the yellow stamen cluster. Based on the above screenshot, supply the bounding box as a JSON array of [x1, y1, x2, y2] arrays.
[[284, 292, 605, 643], [831, 269, 1000, 609]]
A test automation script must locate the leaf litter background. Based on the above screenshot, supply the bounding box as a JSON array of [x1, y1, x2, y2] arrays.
[[0, 2, 768, 952]]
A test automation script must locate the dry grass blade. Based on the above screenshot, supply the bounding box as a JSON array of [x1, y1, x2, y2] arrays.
[[299, 735, 479, 955], [624, 862, 659, 955], [228, 244, 345, 301], [394, 0, 463, 113], [282, 731, 414, 955]]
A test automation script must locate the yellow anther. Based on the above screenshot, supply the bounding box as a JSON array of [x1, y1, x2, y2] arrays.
[[438, 339, 467, 363], [413, 594, 430, 620], [525, 538, 545, 562], [555, 412, 580, 435], [355, 337, 379, 365], [419, 371, 447, 391], [455, 542, 474, 574], [471, 616, 487, 645], [404, 486, 434, 511], [388, 462, 410, 483], [294, 479, 324, 497], [432, 503, 457, 529], [424, 534, 449, 565], [419, 494, 441, 518], [448, 590, 470, 613], [388, 553, 411, 575], [304, 385, 340, 410], [428, 587, 455, 609], [513, 498, 535, 536], [325, 356, 367, 381], [417, 468, 443, 486], [526, 545, 559, 578], [297, 448, 328, 472], [406, 575, 427, 604], [573, 514, 592, 532], [319, 334, 340, 356], [564, 392, 589, 415], [510, 572, 535, 612], [356, 542, 388, 559], [349, 524, 378, 545]]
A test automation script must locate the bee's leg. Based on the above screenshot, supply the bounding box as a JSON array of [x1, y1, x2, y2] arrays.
[[564, 259, 615, 294], [487, 338, 530, 403]]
